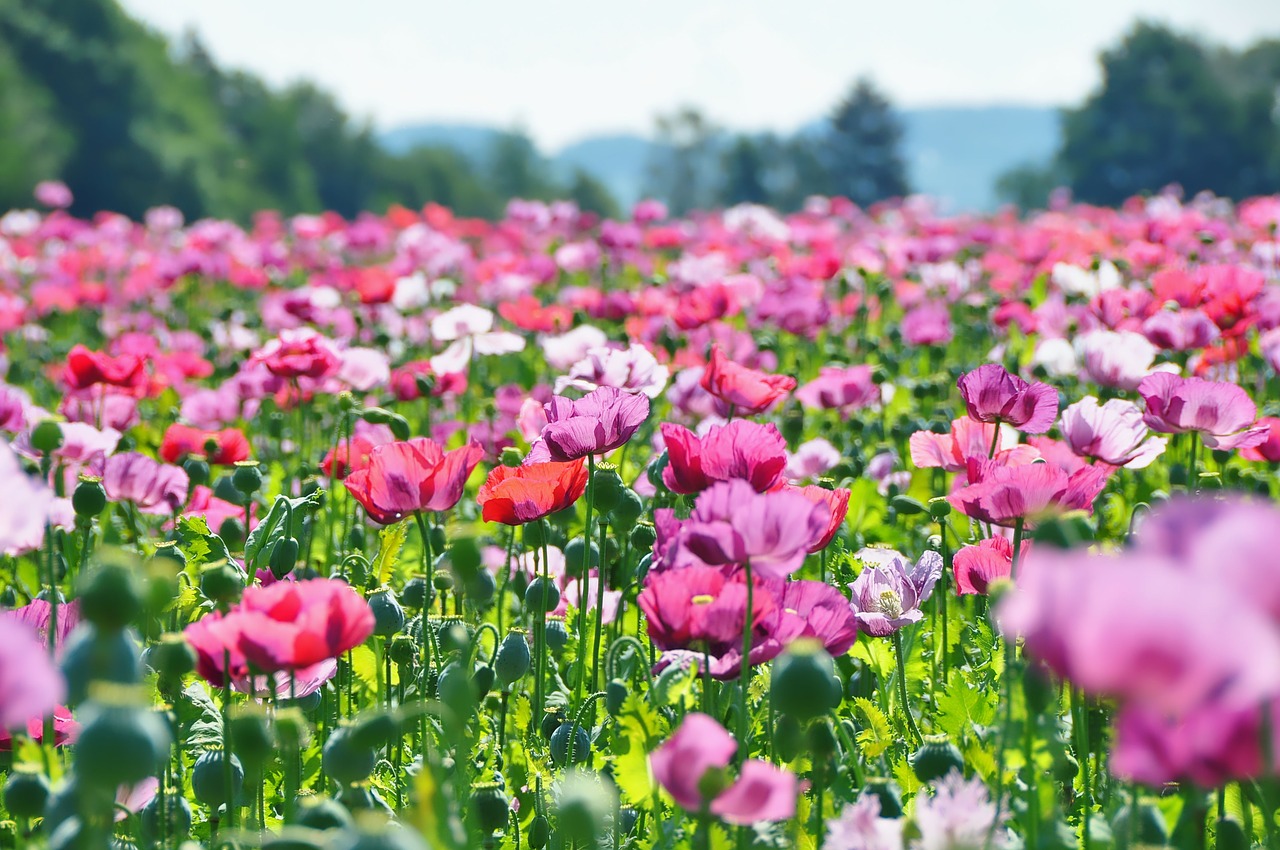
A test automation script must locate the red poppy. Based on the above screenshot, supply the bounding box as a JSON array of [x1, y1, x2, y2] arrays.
[[498, 295, 573, 333], [160, 424, 251, 466], [476, 459, 588, 525], [789, 484, 851, 552], [699, 346, 796, 416], [344, 438, 484, 524], [63, 344, 146, 392]]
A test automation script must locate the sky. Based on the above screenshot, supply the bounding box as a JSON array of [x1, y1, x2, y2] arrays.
[[119, 0, 1280, 151]]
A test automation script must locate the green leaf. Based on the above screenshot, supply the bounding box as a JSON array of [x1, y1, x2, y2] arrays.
[[244, 490, 323, 575], [373, 522, 409, 586], [176, 516, 233, 568], [852, 697, 894, 759], [610, 692, 668, 808], [935, 670, 997, 740]]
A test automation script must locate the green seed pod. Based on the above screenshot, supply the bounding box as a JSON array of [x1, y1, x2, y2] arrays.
[[774, 714, 804, 763], [138, 792, 192, 845], [218, 516, 246, 550], [1112, 800, 1169, 846], [74, 700, 171, 789], [927, 497, 952, 520], [368, 588, 406, 637], [629, 522, 657, 551], [431, 569, 455, 592], [191, 749, 243, 809], [182, 456, 211, 487], [500, 446, 524, 467], [30, 420, 64, 453], [296, 796, 355, 831], [544, 616, 569, 652], [437, 621, 471, 655], [524, 577, 560, 614], [78, 562, 143, 631], [350, 711, 400, 750], [322, 727, 377, 786], [860, 777, 903, 819], [401, 576, 430, 610], [493, 628, 531, 686], [471, 781, 510, 833], [771, 638, 841, 721], [72, 477, 107, 518], [562, 539, 599, 579], [611, 488, 644, 529], [3, 767, 51, 819], [473, 664, 496, 700], [61, 626, 142, 705], [231, 706, 275, 770], [550, 722, 590, 766], [464, 567, 496, 606], [436, 661, 477, 715], [890, 495, 927, 515], [388, 634, 417, 668], [590, 466, 625, 514], [200, 561, 246, 607], [909, 734, 965, 783], [231, 461, 263, 495], [808, 718, 839, 761]]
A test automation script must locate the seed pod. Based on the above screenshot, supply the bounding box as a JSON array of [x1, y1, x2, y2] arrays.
[[909, 734, 964, 783], [30, 420, 64, 453], [524, 577, 560, 614], [860, 777, 903, 819], [72, 478, 107, 518], [471, 782, 509, 834], [544, 616, 569, 652], [270, 537, 301, 580], [78, 562, 143, 631], [771, 638, 841, 721], [3, 767, 51, 819], [629, 522, 657, 551], [493, 628, 531, 686], [231, 461, 263, 495], [368, 588, 406, 637], [191, 750, 244, 809], [550, 722, 590, 766], [774, 714, 804, 763], [527, 814, 550, 849], [322, 727, 377, 786]]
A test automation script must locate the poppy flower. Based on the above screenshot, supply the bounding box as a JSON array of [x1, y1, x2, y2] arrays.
[[660, 420, 788, 494], [63, 344, 146, 392], [102, 452, 190, 515], [0, 615, 65, 729], [553, 344, 670, 399], [251, 328, 342, 380], [539, 386, 650, 461], [477, 459, 589, 525], [1059, 397, 1165, 469], [1241, 417, 1280, 464], [699, 346, 796, 416], [849, 548, 942, 636], [319, 422, 395, 479], [344, 438, 484, 524], [953, 536, 1018, 595], [638, 565, 775, 654], [1138, 373, 1268, 450], [794, 365, 880, 415], [956, 364, 1058, 434], [651, 713, 802, 824], [947, 458, 1111, 528], [790, 485, 851, 553], [909, 417, 1036, 473], [159, 424, 251, 466]]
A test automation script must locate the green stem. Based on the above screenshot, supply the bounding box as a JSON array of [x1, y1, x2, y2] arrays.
[[590, 515, 608, 693], [576, 455, 597, 705], [892, 629, 922, 747], [737, 560, 754, 756]]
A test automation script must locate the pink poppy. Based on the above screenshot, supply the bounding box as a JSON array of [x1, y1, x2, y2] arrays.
[[102, 452, 190, 515], [1059, 396, 1166, 468], [660, 420, 787, 494], [956, 364, 1058, 434], [947, 459, 1111, 528], [1241, 417, 1280, 463], [344, 438, 484, 524], [699, 346, 796, 416], [1138, 373, 1268, 450], [539, 386, 650, 461]]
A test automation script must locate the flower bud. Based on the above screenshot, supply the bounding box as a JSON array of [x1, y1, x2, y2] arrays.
[[808, 718, 839, 761], [499, 446, 524, 467], [138, 791, 192, 845], [590, 466, 625, 514], [527, 814, 550, 849], [74, 696, 171, 789], [605, 679, 628, 716], [436, 661, 477, 715], [270, 536, 300, 580], [524, 577, 560, 614], [145, 633, 197, 681], [774, 714, 804, 763], [611, 488, 644, 529], [927, 497, 952, 520], [522, 519, 549, 550], [200, 562, 245, 607], [550, 722, 590, 766], [544, 616, 569, 652], [629, 522, 657, 551], [646, 451, 669, 490]]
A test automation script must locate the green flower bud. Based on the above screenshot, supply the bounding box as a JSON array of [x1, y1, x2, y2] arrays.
[[527, 814, 550, 850], [74, 696, 171, 789], [774, 714, 804, 763], [524, 577, 560, 614], [605, 679, 628, 716], [78, 560, 143, 631], [550, 722, 590, 766], [500, 446, 524, 467], [270, 536, 300, 580], [611, 488, 644, 529], [646, 451, 670, 490], [493, 628, 531, 686], [231, 461, 263, 495], [200, 561, 246, 606], [590, 466, 625, 514], [322, 727, 376, 786], [368, 588, 406, 637], [145, 633, 197, 681], [1111, 800, 1168, 846], [808, 718, 839, 760]]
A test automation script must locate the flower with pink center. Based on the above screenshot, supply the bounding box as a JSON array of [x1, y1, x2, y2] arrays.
[[1059, 396, 1166, 468], [947, 458, 1111, 528], [1138, 373, 1268, 450], [660, 420, 788, 494], [956, 364, 1058, 434]]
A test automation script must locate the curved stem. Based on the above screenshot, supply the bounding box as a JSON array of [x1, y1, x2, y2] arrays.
[[892, 629, 923, 747], [605, 636, 647, 682]]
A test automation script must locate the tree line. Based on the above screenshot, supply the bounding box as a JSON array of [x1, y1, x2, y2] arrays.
[[0, 2, 1275, 219]]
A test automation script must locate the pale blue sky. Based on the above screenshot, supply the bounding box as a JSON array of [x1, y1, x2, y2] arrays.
[[120, 0, 1280, 150]]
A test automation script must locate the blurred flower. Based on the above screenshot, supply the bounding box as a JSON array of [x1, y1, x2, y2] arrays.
[[901, 302, 952, 346], [0, 614, 65, 729], [661, 420, 788, 494], [650, 713, 801, 824], [913, 771, 1011, 850], [34, 180, 72, 208], [952, 537, 1017, 596], [826, 794, 904, 850], [1142, 308, 1220, 351], [956, 364, 1058, 434], [849, 548, 942, 636], [795, 365, 880, 415], [343, 438, 484, 524], [160, 424, 251, 466], [700, 345, 795, 416], [1138, 373, 1267, 450], [540, 325, 608, 371], [251, 328, 342, 381], [1076, 330, 1172, 391], [1059, 396, 1165, 468], [554, 343, 669, 398], [1241, 417, 1280, 463], [539, 386, 649, 461], [102, 452, 189, 515], [0, 440, 58, 555], [947, 458, 1110, 527], [785, 438, 842, 482], [63, 344, 146, 392], [790, 484, 851, 552], [477, 459, 588, 525]]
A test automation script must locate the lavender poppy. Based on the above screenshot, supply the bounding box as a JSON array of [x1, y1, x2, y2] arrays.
[[848, 548, 943, 636], [102, 452, 190, 514], [540, 386, 650, 461], [913, 772, 1012, 849], [1138, 373, 1269, 450], [957, 364, 1059, 434], [1059, 396, 1166, 468]]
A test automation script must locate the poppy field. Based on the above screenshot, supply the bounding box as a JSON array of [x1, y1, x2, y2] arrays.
[[4, 186, 1280, 850]]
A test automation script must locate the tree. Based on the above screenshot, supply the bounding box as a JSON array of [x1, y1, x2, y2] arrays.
[[822, 78, 910, 207], [646, 106, 720, 215], [1058, 22, 1280, 204], [566, 169, 619, 219], [719, 135, 769, 206], [994, 161, 1064, 210]]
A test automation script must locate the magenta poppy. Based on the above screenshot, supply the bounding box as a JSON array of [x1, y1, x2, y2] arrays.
[[344, 438, 484, 524], [659, 420, 787, 494], [947, 458, 1111, 528], [1138, 373, 1268, 450], [957, 364, 1058, 434], [699, 346, 796, 416], [102, 452, 190, 515], [539, 385, 650, 461]]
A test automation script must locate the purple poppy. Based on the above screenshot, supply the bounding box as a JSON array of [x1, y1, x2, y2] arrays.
[[1059, 396, 1166, 468], [957, 364, 1058, 434], [0, 615, 65, 729], [539, 386, 650, 461], [848, 548, 943, 636], [102, 452, 190, 515], [1138, 373, 1268, 450]]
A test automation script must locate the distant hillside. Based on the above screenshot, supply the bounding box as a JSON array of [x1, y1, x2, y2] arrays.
[[379, 105, 1062, 212]]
